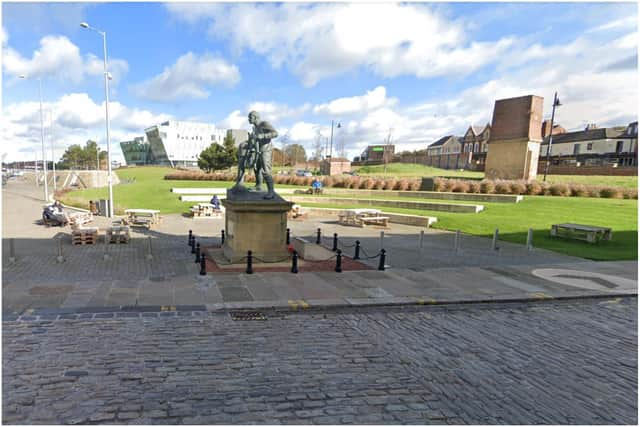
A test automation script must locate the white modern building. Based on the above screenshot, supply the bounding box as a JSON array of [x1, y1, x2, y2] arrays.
[[143, 121, 248, 168]]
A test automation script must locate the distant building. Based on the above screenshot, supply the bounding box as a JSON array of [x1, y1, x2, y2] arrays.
[[539, 121, 637, 171], [360, 144, 395, 164], [120, 136, 154, 166], [320, 157, 351, 176], [424, 135, 465, 169]]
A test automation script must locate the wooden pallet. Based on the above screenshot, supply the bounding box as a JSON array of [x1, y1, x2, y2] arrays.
[[72, 228, 98, 245], [106, 226, 130, 244]]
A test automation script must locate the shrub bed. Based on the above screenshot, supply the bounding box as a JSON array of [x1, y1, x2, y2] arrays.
[[164, 170, 636, 198]]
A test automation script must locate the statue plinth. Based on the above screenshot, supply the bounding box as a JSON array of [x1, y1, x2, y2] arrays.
[[221, 189, 293, 263]]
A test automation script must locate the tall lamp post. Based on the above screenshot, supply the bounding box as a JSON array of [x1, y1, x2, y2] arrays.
[[543, 92, 562, 182], [81, 21, 114, 217], [50, 110, 57, 192], [328, 120, 341, 159], [19, 74, 48, 201]]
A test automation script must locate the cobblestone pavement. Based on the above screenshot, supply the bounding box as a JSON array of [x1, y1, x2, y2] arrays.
[[3, 298, 637, 424]]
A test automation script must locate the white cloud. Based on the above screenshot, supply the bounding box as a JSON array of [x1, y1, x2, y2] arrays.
[[2, 34, 129, 85], [131, 52, 240, 102], [217, 110, 249, 131], [313, 86, 396, 116], [2, 93, 171, 162], [166, 3, 513, 87], [247, 101, 310, 123]]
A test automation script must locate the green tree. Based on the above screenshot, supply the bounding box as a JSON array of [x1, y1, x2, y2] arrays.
[[222, 132, 237, 166], [59, 144, 84, 169], [285, 144, 307, 165], [198, 142, 235, 173]]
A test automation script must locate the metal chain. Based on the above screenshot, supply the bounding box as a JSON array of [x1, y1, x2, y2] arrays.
[[252, 255, 291, 264]]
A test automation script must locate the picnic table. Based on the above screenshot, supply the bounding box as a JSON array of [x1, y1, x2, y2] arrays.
[[123, 209, 161, 229], [190, 203, 223, 218], [338, 209, 390, 228], [550, 223, 612, 243]]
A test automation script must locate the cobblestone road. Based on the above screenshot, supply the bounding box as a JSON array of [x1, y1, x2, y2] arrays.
[[3, 298, 637, 424]]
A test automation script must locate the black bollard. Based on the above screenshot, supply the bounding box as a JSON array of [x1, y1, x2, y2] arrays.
[[286, 228, 291, 245], [354, 240, 361, 260], [378, 249, 386, 271], [221, 229, 225, 245], [316, 228, 321, 244], [335, 249, 343, 273], [188, 229, 193, 246], [332, 233, 338, 252], [195, 243, 201, 263], [246, 250, 253, 275], [291, 250, 298, 274], [199, 253, 206, 275], [191, 236, 196, 254]]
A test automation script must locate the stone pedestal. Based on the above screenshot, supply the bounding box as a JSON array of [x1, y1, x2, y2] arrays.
[[221, 190, 293, 263]]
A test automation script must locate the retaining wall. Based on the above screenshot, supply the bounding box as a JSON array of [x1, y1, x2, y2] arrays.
[[288, 197, 484, 213], [326, 189, 522, 203]]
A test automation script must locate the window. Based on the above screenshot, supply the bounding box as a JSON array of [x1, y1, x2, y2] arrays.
[[474, 143, 479, 152], [616, 141, 624, 153], [573, 144, 581, 155], [587, 143, 593, 151]]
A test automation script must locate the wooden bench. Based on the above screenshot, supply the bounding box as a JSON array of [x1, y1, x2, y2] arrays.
[[550, 223, 612, 243], [123, 209, 161, 229], [361, 216, 390, 227]]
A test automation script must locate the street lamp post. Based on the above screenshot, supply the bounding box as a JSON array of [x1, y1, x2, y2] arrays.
[[50, 110, 57, 192], [81, 22, 114, 217], [543, 92, 562, 182], [19, 75, 48, 201]]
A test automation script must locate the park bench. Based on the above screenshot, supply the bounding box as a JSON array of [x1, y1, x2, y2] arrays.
[[550, 223, 612, 243], [338, 209, 390, 228]]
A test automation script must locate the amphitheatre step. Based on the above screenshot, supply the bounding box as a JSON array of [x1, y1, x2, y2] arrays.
[[288, 196, 484, 213], [172, 187, 296, 195], [301, 207, 437, 227], [325, 189, 523, 203]]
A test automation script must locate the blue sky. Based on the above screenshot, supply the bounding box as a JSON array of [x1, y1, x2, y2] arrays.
[[2, 2, 638, 162]]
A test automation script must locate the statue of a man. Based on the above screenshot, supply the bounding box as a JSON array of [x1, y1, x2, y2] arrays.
[[233, 111, 278, 199]]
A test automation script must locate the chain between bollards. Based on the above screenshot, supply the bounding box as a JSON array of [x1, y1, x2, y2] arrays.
[[195, 242, 201, 263], [246, 250, 253, 274], [332, 233, 338, 252], [378, 249, 386, 271], [199, 253, 206, 275], [291, 250, 298, 274], [316, 228, 321, 244], [354, 240, 360, 260], [221, 229, 225, 245]]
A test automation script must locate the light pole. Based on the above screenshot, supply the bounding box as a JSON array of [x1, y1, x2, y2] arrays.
[[50, 110, 57, 192], [543, 92, 562, 182], [81, 22, 114, 217], [329, 120, 341, 159], [19, 74, 48, 201]]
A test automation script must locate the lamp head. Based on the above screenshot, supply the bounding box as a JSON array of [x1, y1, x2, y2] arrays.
[[80, 22, 90, 28], [19, 74, 26, 79]]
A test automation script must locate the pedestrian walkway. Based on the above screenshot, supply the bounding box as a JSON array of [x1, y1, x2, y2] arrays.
[[2, 178, 637, 316]]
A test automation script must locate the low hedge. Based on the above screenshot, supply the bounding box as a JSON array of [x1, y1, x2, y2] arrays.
[[164, 171, 636, 199]]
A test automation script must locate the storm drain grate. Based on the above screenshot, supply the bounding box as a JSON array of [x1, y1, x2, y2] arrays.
[[230, 311, 267, 321]]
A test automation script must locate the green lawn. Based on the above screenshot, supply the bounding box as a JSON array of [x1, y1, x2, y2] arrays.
[[297, 197, 637, 261], [354, 162, 637, 188], [60, 166, 637, 261]]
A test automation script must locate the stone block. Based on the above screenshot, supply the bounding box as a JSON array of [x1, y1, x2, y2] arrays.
[[292, 237, 334, 261]]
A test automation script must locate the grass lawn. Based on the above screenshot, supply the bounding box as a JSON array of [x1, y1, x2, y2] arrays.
[[60, 166, 637, 261], [297, 196, 637, 261], [59, 166, 299, 215], [354, 162, 637, 188]]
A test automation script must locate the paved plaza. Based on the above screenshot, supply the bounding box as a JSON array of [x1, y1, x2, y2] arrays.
[[2, 178, 638, 424]]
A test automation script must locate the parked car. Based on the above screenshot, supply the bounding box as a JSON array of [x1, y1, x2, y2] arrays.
[[296, 169, 312, 177]]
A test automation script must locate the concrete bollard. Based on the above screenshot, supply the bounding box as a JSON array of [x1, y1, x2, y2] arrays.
[[291, 250, 298, 274], [418, 230, 424, 251], [454, 230, 461, 254], [146, 236, 154, 260], [199, 253, 206, 276], [491, 228, 500, 251], [526, 228, 534, 251], [190, 236, 196, 254], [103, 233, 110, 261], [379, 231, 384, 251], [286, 228, 290, 245], [56, 237, 64, 263], [188, 229, 193, 246], [8, 238, 16, 264]]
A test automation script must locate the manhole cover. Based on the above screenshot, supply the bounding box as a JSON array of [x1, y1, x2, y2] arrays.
[[230, 311, 267, 321]]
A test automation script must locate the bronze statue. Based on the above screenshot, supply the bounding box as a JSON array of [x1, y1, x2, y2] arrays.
[[232, 111, 278, 199]]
